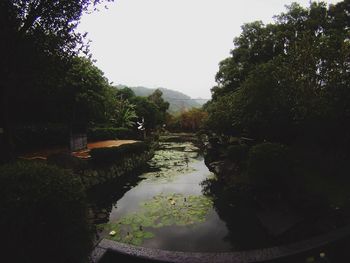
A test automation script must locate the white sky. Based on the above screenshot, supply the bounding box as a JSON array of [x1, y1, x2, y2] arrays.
[[79, 0, 342, 99]]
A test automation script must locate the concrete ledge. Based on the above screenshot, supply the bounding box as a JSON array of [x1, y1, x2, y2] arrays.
[[90, 246, 107, 263], [91, 224, 350, 263]]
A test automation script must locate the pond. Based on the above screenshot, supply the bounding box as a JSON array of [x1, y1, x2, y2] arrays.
[[89, 137, 272, 252]]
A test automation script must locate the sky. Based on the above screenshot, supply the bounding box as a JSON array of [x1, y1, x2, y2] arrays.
[[79, 0, 342, 99]]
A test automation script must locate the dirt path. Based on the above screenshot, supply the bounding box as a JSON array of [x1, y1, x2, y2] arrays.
[[20, 140, 138, 160], [73, 140, 137, 158]]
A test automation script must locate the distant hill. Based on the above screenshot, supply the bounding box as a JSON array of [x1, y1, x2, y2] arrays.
[[116, 85, 205, 113], [193, 98, 209, 105]]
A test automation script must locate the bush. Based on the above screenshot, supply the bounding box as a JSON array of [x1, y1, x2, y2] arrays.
[[13, 124, 69, 151], [90, 141, 150, 164], [247, 142, 291, 188], [226, 144, 249, 164], [87, 127, 136, 141], [0, 161, 92, 263], [47, 153, 88, 172]]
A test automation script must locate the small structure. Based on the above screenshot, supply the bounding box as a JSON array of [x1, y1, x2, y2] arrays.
[[70, 133, 87, 152]]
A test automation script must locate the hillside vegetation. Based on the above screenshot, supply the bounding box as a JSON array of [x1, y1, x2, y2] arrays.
[[116, 85, 206, 113]]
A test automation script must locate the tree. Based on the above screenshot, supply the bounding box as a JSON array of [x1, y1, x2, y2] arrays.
[[130, 96, 159, 130], [115, 87, 136, 100], [167, 108, 208, 132], [148, 89, 170, 124], [148, 89, 170, 112], [0, 0, 111, 161], [212, 21, 280, 100], [207, 1, 350, 148], [219, 61, 293, 142], [205, 93, 238, 136], [62, 57, 112, 130], [113, 98, 137, 128]]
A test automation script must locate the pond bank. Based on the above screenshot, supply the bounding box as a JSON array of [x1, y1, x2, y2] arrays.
[[46, 140, 156, 190], [92, 226, 350, 263], [202, 137, 350, 243], [79, 149, 154, 189]]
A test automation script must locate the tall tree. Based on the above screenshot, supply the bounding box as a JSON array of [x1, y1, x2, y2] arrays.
[[0, 0, 111, 161], [63, 57, 112, 130], [147, 89, 170, 125], [207, 0, 350, 148]]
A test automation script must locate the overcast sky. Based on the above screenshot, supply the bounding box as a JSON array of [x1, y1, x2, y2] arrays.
[[79, 0, 342, 99]]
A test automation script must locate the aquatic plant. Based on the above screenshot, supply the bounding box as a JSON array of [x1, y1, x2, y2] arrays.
[[104, 193, 213, 245], [140, 142, 199, 183]]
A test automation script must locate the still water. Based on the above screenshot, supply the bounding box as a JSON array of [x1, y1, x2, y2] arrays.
[[89, 138, 350, 262], [91, 141, 232, 251], [90, 140, 270, 252]]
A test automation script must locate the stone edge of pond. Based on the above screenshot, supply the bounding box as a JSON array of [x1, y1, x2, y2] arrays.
[[90, 225, 350, 263], [80, 150, 155, 189]]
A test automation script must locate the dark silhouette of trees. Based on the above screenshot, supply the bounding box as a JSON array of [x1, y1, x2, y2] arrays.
[[207, 1, 350, 150], [0, 0, 112, 161]]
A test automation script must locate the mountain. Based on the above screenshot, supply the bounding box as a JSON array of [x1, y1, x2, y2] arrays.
[[116, 85, 204, 113], [194, 98, 209, 105]]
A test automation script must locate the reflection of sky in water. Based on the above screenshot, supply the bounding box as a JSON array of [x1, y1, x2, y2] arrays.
[[106, 143, 232, 252], [142, 211, 232, 252]]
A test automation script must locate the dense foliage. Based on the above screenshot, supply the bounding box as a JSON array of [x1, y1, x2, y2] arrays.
[[0, 0, 114, 160], [128, 89, 169, 130], [13, 124, 69, 151], [0, 161, 91, 263], [206, 1, 350, 150], [0, 0, 170, 161], [123, 86, 204, 113], [204, 1, 350, 211], [226, 144, 249, 165], [247, 143, 292, 188], [166, 108, 208, 132]]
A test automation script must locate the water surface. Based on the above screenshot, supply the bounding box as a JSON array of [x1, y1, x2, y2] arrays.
[[96, 141, 235, 251]]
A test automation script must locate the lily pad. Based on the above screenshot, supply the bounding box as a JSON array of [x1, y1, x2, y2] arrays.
[[140, 142, 199, 183], [143, 232, 155, 238], [104, 193, 213, 245]]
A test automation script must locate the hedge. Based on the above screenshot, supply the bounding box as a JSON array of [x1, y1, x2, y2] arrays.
[[0, 161, 92, 263], [226, 144, 249, 164], [13, 124, 69, 151], [90, 141, 150, 164], [87, 127, 136, 141], [247, 142, 291, 188]]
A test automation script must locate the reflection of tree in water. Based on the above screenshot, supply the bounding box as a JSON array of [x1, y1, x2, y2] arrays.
[[88, 141, 200, 226], [87, 170, 144, 225], [201, 178, 274, 250]]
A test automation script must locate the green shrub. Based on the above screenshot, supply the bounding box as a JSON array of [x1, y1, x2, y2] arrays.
[[87, 127, 136, 141], [13, 124, 69, 151], [90, 141, 150, 164], [226, 144, 249, 164], [47, 153, 88, 172], [247, 142, 291, 188], [0, 161, 92, 263]]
